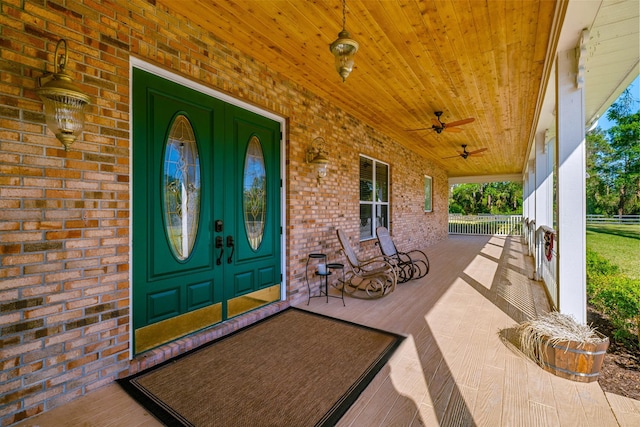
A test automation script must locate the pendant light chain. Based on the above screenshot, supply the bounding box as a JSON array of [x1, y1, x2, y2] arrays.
[[342, 0, 346, 30]]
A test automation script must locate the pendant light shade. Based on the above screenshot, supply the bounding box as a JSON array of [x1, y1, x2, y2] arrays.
[[330, 30, 359, 82], [330, 0, 358, 82]]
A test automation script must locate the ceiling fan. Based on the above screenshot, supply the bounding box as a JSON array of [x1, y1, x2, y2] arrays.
[[406, 111, 475, 134], [442, 144, 488, 160]]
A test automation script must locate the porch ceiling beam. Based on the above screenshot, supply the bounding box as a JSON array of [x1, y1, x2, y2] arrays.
[[448, 174, 522, 186]]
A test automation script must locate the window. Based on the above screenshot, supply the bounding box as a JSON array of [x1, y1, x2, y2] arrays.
[[424, 175, 432, 212], [359, 155, 389, 240], [243, 136, 266, 251], [163, 115, 201, 261]]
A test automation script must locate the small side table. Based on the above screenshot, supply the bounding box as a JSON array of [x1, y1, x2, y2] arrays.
[[306, 254, 345, 306], [327, 263, 345, 306]]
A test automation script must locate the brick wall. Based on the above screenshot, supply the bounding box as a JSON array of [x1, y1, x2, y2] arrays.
[[0, 1, 447, 424]]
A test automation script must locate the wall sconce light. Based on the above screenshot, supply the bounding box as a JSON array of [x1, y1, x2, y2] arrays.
[[306, 137, 330, 183], [329, 0, 358, 82], [36, 39, 91, 151]]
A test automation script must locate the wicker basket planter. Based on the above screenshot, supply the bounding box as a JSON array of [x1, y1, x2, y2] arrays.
[[517, 312, 610, 383]]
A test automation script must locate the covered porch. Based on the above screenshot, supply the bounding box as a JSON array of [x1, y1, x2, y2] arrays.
[[1, 1, 639, 424], [15, 235, 639, 426]]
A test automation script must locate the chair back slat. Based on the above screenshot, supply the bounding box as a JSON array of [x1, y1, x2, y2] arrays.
[[375, 227, 397, 257], [336, 229, 359, 268]]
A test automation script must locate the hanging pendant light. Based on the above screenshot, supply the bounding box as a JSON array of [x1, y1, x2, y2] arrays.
[[329, 0, 359, 82]]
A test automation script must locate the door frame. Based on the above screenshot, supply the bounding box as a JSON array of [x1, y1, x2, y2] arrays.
[[128, 58, 287, 360]]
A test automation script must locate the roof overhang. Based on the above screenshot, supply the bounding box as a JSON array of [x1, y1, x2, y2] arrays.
[[531, 0, 639, 161]]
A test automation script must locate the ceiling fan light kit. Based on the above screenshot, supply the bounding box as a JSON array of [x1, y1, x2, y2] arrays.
[[442, 144, 488, 160], [433, 111, 446, 133], [406, 111, 475, 133]]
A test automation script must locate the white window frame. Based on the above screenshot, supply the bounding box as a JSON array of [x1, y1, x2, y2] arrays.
[[359, 155, 390, 241]]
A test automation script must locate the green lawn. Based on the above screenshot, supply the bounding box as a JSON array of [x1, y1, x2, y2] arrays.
[[586, 224, 640, 279]]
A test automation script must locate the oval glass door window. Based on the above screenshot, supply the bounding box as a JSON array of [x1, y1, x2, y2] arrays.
[[243, 136, 266, 251], [163, 115, 201, 260]]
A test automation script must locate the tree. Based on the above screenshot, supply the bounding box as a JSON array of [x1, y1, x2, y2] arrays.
[[586, 128, 618, 214], [449, 182, 522, 215], [586, 89, 640, 215]]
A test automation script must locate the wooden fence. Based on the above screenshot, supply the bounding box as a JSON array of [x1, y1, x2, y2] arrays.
[[586, 215, 640, 224]]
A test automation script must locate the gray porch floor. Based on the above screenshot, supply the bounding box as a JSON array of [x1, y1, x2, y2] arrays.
[[15, 235, 640, 426]]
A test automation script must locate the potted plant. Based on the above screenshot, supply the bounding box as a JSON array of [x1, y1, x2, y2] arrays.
[[516, 311, 609, 383]]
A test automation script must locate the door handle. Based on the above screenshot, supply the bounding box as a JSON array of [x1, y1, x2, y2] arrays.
[[226, 235, 235, 264], [215, 236, 224, 265]]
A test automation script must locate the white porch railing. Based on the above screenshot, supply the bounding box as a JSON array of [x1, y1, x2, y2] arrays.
[[448, 215, 558, 310], [523, 218, 558, 310], [535, 225, 558, 309], [524, 218, 535, 256], [448, 214, 523, 236]]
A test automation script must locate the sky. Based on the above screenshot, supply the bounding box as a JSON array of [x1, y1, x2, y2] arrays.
[[596, 74, 640, 131]]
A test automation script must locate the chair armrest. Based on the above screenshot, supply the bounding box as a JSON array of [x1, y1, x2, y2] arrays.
[[401, 249, 428, 261], [357, 254, 388, 266], [357, 255, 396, 272]]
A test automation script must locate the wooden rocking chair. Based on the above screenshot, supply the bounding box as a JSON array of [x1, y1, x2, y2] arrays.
[[375, 226, 429, 283], [336, 229, 397, 298]]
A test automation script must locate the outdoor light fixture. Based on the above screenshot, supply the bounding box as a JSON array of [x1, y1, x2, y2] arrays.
[[36, 39, 91, 151], [329, 0, 359, 82], [306, 137, 330, 183]]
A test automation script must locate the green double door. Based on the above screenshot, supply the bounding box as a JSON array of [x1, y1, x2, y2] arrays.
[[132, 69, 281, 354]]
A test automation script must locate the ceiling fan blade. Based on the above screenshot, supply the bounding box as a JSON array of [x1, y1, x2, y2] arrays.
[[441, 154, 463, 159], [443, 127, 463, 133], [445, 117, 475, 127], [405, 127, 432, 131], [432, 118, 442, 128], [467, 147, 488, 155]]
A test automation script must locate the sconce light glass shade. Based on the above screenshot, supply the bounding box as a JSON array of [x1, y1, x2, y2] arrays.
[[312, 152, 329, 181], [306, 137, 330, 183], [35, 39, 91, 151], [330, 29, 359, 82]]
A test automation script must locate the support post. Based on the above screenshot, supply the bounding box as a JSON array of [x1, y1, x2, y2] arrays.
[[555, 48, 587, 323], [527, 160, 536, 255], [534, 132, 553, 280]]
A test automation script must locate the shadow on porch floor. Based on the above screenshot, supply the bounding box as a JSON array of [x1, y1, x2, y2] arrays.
[[300, 234, 639, 426], [14, 235, 640, 426]]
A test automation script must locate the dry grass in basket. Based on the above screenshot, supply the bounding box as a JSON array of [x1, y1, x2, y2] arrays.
[[516, 311, 608, 366]]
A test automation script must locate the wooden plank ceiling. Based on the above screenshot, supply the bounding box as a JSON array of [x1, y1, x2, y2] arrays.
[[156, 0, 558, 178]]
